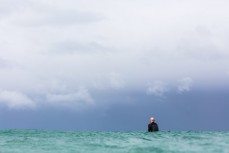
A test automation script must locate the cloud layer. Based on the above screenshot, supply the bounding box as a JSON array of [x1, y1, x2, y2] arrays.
[[1, 0, 229, 110]]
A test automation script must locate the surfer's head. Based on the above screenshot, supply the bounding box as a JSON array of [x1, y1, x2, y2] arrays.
[[150, 117, 155, 123]]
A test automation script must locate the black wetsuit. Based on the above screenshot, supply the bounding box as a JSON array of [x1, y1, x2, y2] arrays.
[[148, 122, 159, 132]]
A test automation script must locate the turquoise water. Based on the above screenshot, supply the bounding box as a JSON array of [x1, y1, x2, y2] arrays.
[[0, 130, 229, 153]]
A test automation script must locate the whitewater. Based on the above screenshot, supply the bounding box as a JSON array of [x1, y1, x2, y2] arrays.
[[0, 130, 228, 153]]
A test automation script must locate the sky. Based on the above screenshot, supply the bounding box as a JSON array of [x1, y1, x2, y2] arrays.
[[0, 0, 229, 131]]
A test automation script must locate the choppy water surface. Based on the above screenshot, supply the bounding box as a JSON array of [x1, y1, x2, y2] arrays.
[[0, 130, 228, 153]]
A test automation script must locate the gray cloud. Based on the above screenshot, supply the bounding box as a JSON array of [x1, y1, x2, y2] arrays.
[[176, 25, 229, 61], [13, 10, 104, 27], [0, 0, 23, 18], [146, 81, 168, 97], [46, 87, 94, 109], [0, 90, 36, 110], [0, 58, 11, 69], [93, 72, 126, 90], [1, 0, 104, 27], [49, 41, 113, 54], [0, 0, 229, 110], [177, 77, 193, 93]]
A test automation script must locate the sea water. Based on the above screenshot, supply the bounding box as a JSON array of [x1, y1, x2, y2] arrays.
[[0, 130, 229, 153]]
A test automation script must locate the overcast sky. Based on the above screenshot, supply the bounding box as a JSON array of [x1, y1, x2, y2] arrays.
[[0, 0, 229, 131]]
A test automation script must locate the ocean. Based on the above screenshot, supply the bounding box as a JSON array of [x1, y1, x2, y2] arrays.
[[0, 130, 228, 153]]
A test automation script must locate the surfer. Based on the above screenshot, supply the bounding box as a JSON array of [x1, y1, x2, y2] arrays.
[[148, 117, 159, 132]]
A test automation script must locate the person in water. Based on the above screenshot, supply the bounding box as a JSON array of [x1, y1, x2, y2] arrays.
[[148, 117, 159, 132]]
